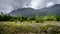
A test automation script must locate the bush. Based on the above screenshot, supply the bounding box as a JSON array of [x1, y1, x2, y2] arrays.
[[39, 16, 45, 23], [18, 15, 23, 22], [27, 17, 31, 22], [56, 16, 60, 21], [35, 12, 45, 23], [35, 13, 40, 23], [10, 17, 16, 22], [43, 16, 57, 21]]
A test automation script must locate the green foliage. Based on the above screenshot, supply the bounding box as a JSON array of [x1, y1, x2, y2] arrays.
[[56, 16, 60, 21], [35, 12, 40, 23], [27, 17, 31, 22], [58, 17, 60, 21], [0, 12, 13, 21], [10, 17, 15, 22], [35, 12, 45, 23], [43, 16, 57, 21], [0, 12, 60, 23], [39, 16, 45, 23], [18, 15, 23, 22]]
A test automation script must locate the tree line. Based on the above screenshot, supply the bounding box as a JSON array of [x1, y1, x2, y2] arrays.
[[0, 12, 60, 23]]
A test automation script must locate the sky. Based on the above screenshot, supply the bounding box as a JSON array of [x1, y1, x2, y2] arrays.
[[0, 0, 60, 13]]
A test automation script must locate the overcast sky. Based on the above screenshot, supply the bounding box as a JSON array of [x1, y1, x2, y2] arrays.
[[0, 0, 60, 13]]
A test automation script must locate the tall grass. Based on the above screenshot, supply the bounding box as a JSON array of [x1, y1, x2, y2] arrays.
[[0, 22, 60, 34]]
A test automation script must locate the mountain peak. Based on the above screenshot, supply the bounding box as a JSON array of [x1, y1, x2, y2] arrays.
[[55, 4, 60, 6], [17, 7, 34, 10], [9, 4, 60, 17], [51, 4, 60, 7]]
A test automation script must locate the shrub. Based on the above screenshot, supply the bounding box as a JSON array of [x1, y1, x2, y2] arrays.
[[35, 12, 45, 23], [39, 16, 45, 23], [10, 17, 15, 22], [18, 15, 23, 22], [43, 16, 57, 21], [35, 12, 40, 23], [27, 17, 31, 22], [56, 16, 60, 21]]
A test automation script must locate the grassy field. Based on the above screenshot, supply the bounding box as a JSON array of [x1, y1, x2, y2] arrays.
[[0, 21, 60, 34], [0, 12, 60, 34]]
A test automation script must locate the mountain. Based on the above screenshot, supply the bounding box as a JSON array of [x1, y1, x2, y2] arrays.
[[9, 4, 60, 17]]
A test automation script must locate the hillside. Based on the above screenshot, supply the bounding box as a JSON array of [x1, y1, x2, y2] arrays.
[[9, 4, 60, 17]]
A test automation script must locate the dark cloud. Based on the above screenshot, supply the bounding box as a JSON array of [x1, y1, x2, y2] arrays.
[[0, 0, 60, 13], [0, 0, 31, 13]]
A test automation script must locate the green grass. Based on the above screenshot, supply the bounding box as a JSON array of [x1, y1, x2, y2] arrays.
[[0, 21, 60, 34]]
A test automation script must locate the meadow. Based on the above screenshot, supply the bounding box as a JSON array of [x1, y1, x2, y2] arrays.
[[0, 21, 60, 34], [0, 12, 60, 34]]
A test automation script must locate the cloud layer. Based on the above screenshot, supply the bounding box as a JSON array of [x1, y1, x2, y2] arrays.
[[0, 0, 60, 13]]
